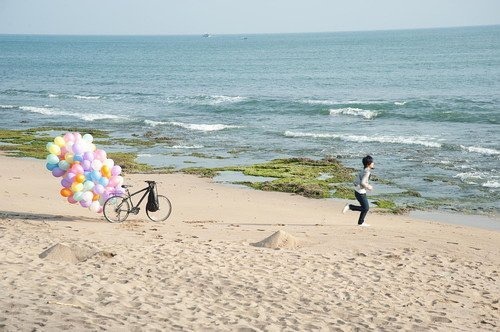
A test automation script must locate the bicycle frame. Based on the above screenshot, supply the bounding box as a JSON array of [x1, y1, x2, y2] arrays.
[[123, 185, 152, 210]]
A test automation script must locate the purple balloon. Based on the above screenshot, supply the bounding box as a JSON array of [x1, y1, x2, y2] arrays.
[[61, 178, 72, 188], [83, 151, 94, 162], [51, 167, 66, 177], [82, 160, 92, 171], [72, 143, 84, 155]]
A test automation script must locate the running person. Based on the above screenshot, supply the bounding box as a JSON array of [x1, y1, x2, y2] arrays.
[[343, 155, 375, 226]]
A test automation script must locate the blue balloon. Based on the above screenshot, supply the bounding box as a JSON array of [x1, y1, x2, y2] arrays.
[[99, 177, 109, 187], [73, 154, 84, 162], [46, 163, 58, 171], [91, 170, 101, 181]]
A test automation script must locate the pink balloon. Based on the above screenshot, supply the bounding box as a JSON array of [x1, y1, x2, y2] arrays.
[[67, 196, 77, 204], [94, 149, 107, 161], [71, 164, 84, 174], [111, 165, 122, 176], [64, 133, 75, 143], [66, 172, 76, 181]]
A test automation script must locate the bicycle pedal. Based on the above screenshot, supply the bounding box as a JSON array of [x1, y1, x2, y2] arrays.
[[130, 207, 140, 215]]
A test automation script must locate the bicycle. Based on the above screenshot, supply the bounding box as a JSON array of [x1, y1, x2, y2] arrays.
[[103, 180, 172, 223]]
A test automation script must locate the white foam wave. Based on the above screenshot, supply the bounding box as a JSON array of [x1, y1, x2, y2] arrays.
[[144, 119, 168, 127], [48, 94, 59, 98], [284, 131, 441, 148], [19, 105, 125, 121], [454, 172, 486, 184], [20, 106, 60, 115], [170, 145, 204, 149], [78, 113, 124, 121], [0, 104, 16, 109], [166, 95, 246, 106], [394, 101, 406, 106], [461, 145, 500, 155], [301, 99, 382, 106], [73, 95, 101, 100], [329, 107, 378, 119], [169, 121, 241, 132], [483, 180, 500, 188], [209, 95, 246, 105]]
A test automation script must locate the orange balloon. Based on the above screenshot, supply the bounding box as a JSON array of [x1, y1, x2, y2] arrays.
[[101, 165, 110, 174], [60, 188, 72, 197], [92, 193, 100, 201], [75, 174, 86, 183]]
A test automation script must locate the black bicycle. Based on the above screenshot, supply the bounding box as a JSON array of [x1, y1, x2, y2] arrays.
[[103, 180, 172, 223]]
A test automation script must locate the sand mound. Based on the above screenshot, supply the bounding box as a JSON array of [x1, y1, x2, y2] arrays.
[[39, 243, 113, 263], [251, 230, 301, 249]]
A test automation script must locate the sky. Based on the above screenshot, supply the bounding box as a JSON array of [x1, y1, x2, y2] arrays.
[[0, 0, 499, 35]]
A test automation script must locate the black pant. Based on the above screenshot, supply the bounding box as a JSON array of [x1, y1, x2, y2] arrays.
[[349, 191, 369, 225]]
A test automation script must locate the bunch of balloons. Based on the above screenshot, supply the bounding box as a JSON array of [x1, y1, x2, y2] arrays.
[[45, 132, 125, 213]]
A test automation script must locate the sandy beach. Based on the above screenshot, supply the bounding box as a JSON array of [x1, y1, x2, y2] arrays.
[[0, 155, 498, 331]]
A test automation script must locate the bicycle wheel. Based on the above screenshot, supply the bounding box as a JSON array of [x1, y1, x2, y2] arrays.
[[146, 195, 172, 222], [103, 195, 130, 223]]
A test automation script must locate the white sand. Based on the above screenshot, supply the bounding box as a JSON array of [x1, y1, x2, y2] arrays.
[[0, 156, 499, 331]]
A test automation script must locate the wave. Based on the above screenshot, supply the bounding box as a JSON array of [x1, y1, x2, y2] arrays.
[[73, 95, 101, 100], [454, 171, 487, 184], [166, 95, 247, 106], [300, 99, 387, 106], [19, 106, 60, 115], [18, 105, 125, 122], [169, 121, 242, 132], [329, 107, 378, 119], [284, 131, 442, 148], [460, 145, 500, 156], [144, 119, 169, 127], [394, 101, 406, 106], [170, 145, 204, 149], [483, 180, 500, 188], [0, 104, 16, 109]]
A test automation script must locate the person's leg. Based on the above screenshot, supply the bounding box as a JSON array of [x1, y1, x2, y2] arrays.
[[356, 192, 369, 225], [349, 191, 363, 211]]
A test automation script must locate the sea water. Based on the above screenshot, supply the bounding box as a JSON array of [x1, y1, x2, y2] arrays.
[[1, 26, 499, 215]]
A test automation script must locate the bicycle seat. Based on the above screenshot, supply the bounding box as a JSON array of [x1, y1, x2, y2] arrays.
[[121, 184, 133, 188], [145, 180, 156, 184]]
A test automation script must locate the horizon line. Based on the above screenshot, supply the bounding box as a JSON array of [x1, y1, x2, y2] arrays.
[[0, 23, 498, 38]]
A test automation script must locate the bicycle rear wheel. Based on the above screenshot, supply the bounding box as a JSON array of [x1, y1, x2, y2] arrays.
[[146, 195, 172, 222], [103, 195, 130, 223]]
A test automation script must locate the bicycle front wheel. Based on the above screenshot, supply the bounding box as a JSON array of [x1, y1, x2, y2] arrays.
[[103, 195, 130, 223], [146, 195, 172, 222]]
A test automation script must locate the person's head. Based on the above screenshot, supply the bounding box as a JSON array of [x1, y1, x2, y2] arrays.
[[362, 155, 374, 169]]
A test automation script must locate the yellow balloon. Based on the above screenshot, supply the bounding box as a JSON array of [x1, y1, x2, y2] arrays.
[[48, 144, 61, 155], [54, 136, 65, 147], [71, 182, 83, 192], [65, 153, 74, 163]]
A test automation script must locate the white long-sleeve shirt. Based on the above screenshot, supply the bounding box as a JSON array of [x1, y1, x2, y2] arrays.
[[354, 167, 373, 194]]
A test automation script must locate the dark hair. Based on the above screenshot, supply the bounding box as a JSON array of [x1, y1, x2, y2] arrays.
[[362, 155, 373, 167]]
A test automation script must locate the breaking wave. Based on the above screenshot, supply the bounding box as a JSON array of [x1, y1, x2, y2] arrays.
[[169, 121, 242, 132], [284, 131, 442, 148], [329, 107, 378, 119]]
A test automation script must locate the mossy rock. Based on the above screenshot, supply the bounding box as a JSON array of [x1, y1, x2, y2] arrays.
[[251, 179, 330, 199]]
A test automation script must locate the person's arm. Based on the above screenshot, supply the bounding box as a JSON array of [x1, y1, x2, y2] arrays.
[[361, 170, 373, 191]]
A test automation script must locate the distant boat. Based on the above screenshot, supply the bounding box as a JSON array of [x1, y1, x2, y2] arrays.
[[202, 33, 211, 38], [242, 37, 248, 40]]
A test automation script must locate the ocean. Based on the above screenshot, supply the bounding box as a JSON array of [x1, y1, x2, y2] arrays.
[[1, 26, 499, 216]]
